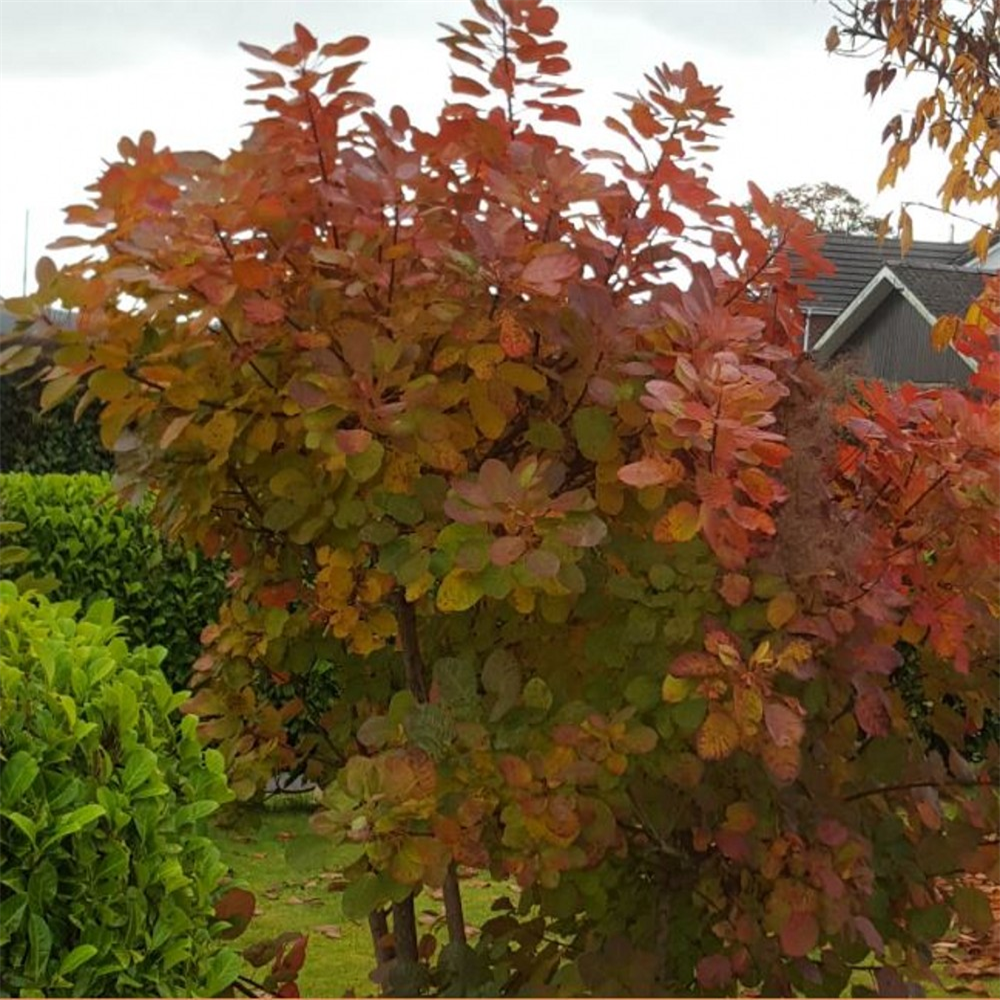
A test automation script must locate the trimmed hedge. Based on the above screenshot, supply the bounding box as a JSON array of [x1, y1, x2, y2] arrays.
[[0, 474, 227, 690], [0, 583, 240, 997]]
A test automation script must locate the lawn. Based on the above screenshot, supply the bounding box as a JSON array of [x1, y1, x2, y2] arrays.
[[212, 803, 999, 999], [211, 802, 505, 997]]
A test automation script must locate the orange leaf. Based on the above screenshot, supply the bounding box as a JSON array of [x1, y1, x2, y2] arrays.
[[617, 456, 684, 489], [763, 743, 801, 784], [498, 311, 533, 358], [719, 573, 751, 607], [695, 710, 740, 761]]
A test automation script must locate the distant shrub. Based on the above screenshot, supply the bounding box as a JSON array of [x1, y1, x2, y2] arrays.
[[0, 583, 241, 997], [0, 473, 227, 689], [0, 371, 112, 474]]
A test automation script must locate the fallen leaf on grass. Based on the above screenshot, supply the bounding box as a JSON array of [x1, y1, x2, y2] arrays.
[[275, 830, 296, 842], [314, 924, 342, 940], [252, 852, 268, 860]]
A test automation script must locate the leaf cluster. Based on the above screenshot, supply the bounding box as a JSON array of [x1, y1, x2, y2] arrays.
[[0, 582, 240, 997]]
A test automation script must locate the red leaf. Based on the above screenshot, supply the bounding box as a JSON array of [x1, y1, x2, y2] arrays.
[[854, 685, 891, 737], [536, 104, 581, 126], [538, 56, 571, 75], [669, 651, 722, 678], [489, 57, 516, 94], [526, 4, 559, 33], [452, 75, 490, 98], [215, 887, 256, 939], [764, 701, 805, 748], [780, 911, 818, 957], [336, 428, 373, 454], [258, 582, 298, 609], [696, 954, 733, 989], [244, 298, 285, 325], [294, 23, 318, 54], [520, 251, 578, 295], [321, 35, 369, 57], [240, 41, 275, 62]]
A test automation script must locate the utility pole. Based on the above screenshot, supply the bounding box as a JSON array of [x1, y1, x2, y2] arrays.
[[21, 210, 30, 296]]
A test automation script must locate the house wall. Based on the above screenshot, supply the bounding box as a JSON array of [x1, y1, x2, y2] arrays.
[[847, 293, 971, 386]]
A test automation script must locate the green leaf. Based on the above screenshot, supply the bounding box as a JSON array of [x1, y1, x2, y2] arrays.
[[28, 912, 53, 981], [6, 811, 38, 844], [122, 747, 159, 794], [522, 677, 553, 712], [482, 650, 521, 722], [202, 948, 242, 997], [908, 904, 951, 943], [572, 407, 616, 462], [625, 676, 661, 712], [433, 656, 478, 716], [0, 892, 27, 939], [48, 803, 106, 843], [1, 750, 39, 806], [670, 698, 708, 734], [346, 440, 385, 483], [341, 871, 388, 922], [952, 886, 992, 934], [404, 703, 455, 759], [58, 944, 99, 977]]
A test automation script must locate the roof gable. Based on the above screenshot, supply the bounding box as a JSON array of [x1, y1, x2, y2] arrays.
[[811, 262, 983, 371]]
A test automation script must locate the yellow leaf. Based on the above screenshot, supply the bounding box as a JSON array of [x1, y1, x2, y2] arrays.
[[510, 585, 536, 615], [201, 411, 237, 455], [405, 571, 435, 603], [248, 418, 277, 453], [695, 711, 740, 762], [436, 570, 483, 613], [766, 592, 797, 630], [39, 372, 81, 412], [653, 501, 701, 543], [661, 675, 694, 704], [930, 315, 959, 352], [898, 206, 913, 256], [498, 362, 547, 394], [468, 380, 506, 440], [733, 686, 763, 735], [970, 225, 990, 263], [468, 344, 505, 380]]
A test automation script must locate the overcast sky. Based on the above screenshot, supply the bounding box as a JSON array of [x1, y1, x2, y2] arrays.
[[0, 0, 983, 298]]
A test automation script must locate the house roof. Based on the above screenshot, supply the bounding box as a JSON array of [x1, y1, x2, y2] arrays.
[[811, 262, 984, 366], [887, 262, 988, 318], [807, 232, 967, 315]]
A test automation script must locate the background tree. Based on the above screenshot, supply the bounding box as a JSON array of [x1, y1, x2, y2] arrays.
[[745, 181, 883, 235], [827, 0, 1000, 256], [3, 1, 997, 995]]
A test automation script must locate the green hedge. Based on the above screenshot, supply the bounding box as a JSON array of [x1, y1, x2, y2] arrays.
[[0, 474, 227, 690], [0, 583, 240, 997], [0, 372, 112, 475]]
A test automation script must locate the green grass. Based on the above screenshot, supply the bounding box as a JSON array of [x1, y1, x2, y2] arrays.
[[211, 803, 505, 997]]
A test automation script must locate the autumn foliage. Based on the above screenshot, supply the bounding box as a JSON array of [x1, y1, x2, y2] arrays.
[[4, 1, 998, 995]]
